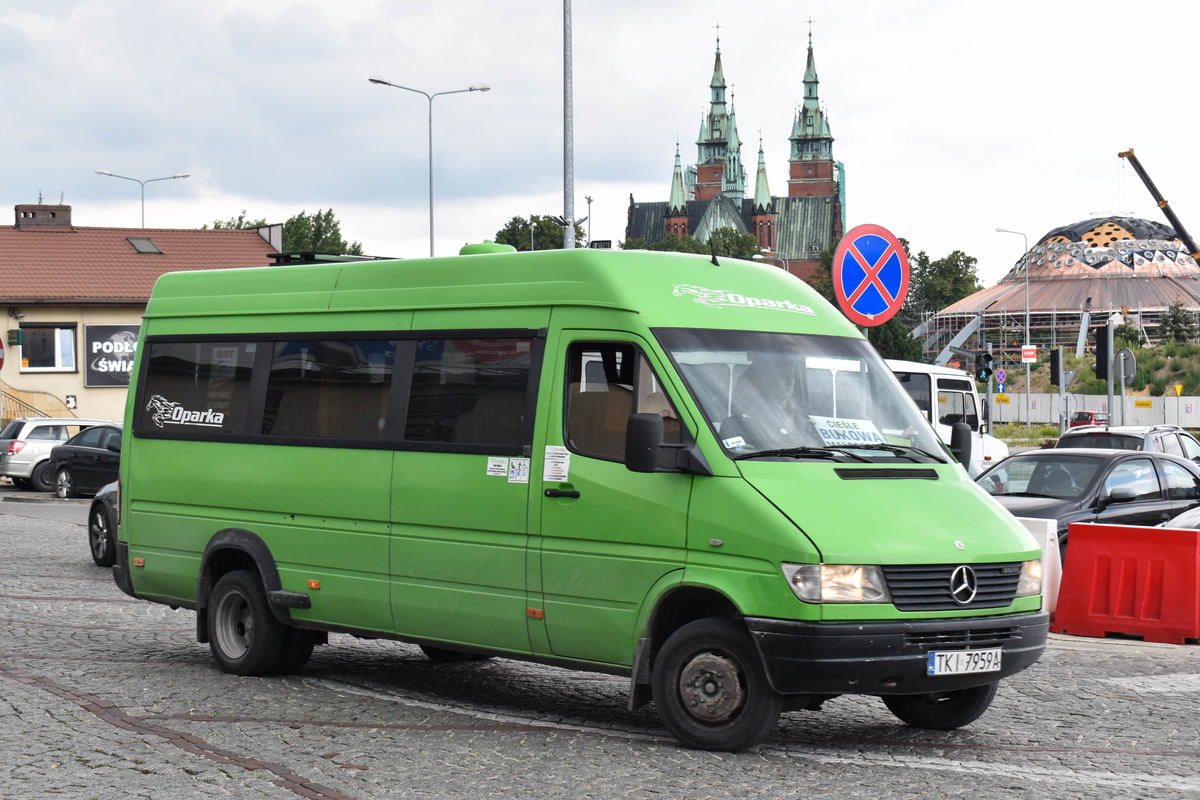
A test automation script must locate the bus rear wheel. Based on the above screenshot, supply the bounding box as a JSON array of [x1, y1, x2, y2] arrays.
[[208, 570, 286, 676], [882, 681, 999, 730], [652, 618, 782, 752]]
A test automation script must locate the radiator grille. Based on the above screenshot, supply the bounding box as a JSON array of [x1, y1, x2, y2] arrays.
[[883, 562, 1022, 612], [903, 627, 1021, 648]]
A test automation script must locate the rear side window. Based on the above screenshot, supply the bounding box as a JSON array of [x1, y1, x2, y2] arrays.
[[1159, 434, 1184, 456], [0, 421, 22, 439], [262, 339, 397, 440], [1162, 460, 1200, 500], [404, 338, 535, 447], [137, 341, 257, 435], [26, 425, 65, 440]]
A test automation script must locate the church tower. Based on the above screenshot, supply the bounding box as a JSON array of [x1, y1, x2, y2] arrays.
[[787, 32, 837, 199], [665, 143, 690, 238], [750, 139, 773, 252], [694, 37, 735, 202]]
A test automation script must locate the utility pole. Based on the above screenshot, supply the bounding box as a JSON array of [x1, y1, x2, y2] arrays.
[[563, 0, 575, 250]]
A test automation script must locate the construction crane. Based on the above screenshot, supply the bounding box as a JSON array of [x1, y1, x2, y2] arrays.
[[1118, 148, 1200, 259]]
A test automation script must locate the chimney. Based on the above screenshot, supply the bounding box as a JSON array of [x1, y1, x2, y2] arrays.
[[15, 204, 72, 231]]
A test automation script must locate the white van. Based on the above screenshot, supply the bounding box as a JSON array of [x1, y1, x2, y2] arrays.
[[886, 359, 1008, 476]]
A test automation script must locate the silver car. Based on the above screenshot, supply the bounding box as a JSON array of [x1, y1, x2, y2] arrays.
[[0, 418, 113, 491]]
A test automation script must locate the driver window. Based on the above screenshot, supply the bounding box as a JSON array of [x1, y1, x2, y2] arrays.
[[1103, 458, 1161, 502], [565, 342, 682, 463], [937, 391, 965, 426]]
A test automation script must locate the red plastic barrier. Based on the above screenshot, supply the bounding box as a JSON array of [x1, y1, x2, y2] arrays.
[[1054, 522, 1200, 644]]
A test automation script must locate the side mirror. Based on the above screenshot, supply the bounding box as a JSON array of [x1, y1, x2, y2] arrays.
[[625, 413, 665, 473], [1098, 486, 1137, 510], [949, 422, 973, 466], [980, 400, 990, 432], [106, 443, 121, 453]]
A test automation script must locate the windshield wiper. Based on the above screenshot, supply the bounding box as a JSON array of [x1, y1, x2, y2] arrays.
[[998, 491, 1054, 498], [844, 443, 948, 463], [732, 446, 870, 463]]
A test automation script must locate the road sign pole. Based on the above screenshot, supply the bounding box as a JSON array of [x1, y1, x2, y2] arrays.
[[1106, 317, 1115, 428], [1118, 355, 1125, 425]]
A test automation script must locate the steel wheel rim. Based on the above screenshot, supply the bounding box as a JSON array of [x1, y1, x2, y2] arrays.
[[677, 649, 746, 725], [89, 511, 108, 559], [214, 588, 254, 660], [56, 470, 70, 498]]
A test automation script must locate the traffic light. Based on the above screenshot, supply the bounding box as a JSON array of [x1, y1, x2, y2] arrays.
[[1093, 329, 1109, 380], [974, 351, 994, 383], [1049, 347, 1062, 387]]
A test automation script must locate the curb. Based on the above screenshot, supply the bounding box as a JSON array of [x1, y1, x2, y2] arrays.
[[2, 494, 90, 505]]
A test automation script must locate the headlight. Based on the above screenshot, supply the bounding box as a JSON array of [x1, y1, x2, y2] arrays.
[[1015, 559, 1042, 597], [781, 563, 891, 603]]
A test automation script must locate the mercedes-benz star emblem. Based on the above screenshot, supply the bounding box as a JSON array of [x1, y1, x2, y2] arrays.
[[949, 565, 978, 605]]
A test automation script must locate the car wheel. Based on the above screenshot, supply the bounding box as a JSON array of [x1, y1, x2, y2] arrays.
[[420, 645, 476, 662], [207, 570, 286, 676], [55, 468, 77, 499], [651, 618, 783, 752], [267, 628, 318, 675], [10, 477, 31, 490], [88, 503, 116, 567], [30, 461, 54, 492], [881, 681, 999, 730]]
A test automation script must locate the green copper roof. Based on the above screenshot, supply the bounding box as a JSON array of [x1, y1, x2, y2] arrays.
[[753, 140, 771, 212], [668, 144, 688, 213]]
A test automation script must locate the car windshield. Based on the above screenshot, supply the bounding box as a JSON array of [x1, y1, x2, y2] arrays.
[[1059, 434, 1142, 450], [655, 329, 946, 463], [977, 454, 1102, 499]]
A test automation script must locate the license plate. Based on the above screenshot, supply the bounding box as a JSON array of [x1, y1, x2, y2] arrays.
[[927, 648, 1002, 676]]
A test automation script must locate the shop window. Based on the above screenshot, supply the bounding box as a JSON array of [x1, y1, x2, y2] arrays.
[[20, 325, 76, 372]]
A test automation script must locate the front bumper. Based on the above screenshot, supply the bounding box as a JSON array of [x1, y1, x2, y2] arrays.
[[745, 610, 1048, 695]]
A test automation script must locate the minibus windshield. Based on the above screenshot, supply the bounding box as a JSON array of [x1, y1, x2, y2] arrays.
[[656, 329, 947, 463]]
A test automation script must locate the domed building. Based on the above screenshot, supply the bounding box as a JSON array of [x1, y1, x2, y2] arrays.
[[920, 216, 1200, 364]]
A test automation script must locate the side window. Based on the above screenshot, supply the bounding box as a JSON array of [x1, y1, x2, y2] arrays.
[[1182, 434, 1200, 463], [937, 391, 965, 426], [893, 372, 932, 418], [565, 342, 682, 464], [1159, 434, 1184, 456], [963, 392, 979, 430], [20, 324, 76, 371], [100, 428, 122, 450], [261, 339, 396, 440], [1162, 461, 1200, 501], [26, 425, 64, 440], [1103, 458, 1161, 502], [75, 427, 105, 449], [136, 341, 257, 436], [404, 338, 534, 447]]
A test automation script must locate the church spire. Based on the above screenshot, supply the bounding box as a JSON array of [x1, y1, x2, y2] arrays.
[[722, 96, 745, 199], [753, 138, 771, 212], [668, 143, 688, 214], [789, 32, 834, 163]]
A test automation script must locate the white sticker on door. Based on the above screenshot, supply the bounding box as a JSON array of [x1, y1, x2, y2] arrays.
[[544, 445, 571, 482], [807, 416, 887, 447], [486, 456, 509, 477], [508, 458, 530, 484]]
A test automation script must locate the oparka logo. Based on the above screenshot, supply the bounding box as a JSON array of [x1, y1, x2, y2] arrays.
[[673, 284, 815, 315], [145, 394, 225, 428]]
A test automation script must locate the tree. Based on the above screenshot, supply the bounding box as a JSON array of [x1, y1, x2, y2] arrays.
[[620, 228, 760, 260], [909, 249, 982, 312], [201, 211, 267, 230], [805, 242, 838, 305], [495, 215, 585, 251], [868, 315, 923, 361], [1162, 302, 1196, 343], [282, 209, 363, 255]]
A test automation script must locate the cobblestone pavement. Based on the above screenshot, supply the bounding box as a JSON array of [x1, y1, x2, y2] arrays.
[[2, 514, 1199, 799]]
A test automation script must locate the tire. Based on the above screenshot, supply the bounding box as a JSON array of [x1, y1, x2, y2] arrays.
[[207, 570, 286, 676], [30, 461, 54, 492], [268, 628, 317, 675], [420, 645, 476, 662], [651, 618, 783, 752], [882, 681, 999, 730], [88, 503, 116, 567], [56, 468, 77, 499], [10, 477, 31, 490]]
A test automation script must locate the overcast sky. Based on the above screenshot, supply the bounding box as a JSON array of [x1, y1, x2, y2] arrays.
[[2, 0, 1198, 287]]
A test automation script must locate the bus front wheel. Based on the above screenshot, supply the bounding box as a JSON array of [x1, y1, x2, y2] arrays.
[[208, 570, 286, 676], [881, 681, 999, 730], [651, 618, 783, 752]]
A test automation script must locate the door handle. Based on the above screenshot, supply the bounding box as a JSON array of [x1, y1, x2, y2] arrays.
[[544, 489, 580, 499]]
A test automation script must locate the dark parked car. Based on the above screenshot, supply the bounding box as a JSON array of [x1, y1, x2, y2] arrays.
[[48, 424, 122, 498], [976, 448, 1200, 561], [88, 481, 118, 567], [1055, 424, 1200, 463]]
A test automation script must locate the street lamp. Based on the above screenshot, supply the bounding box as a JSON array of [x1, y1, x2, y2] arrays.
[[997, 227, 1031, 427], [94, 170, 190, 228], [369, 76, 490, 257]]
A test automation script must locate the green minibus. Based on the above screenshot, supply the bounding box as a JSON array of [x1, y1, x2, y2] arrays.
[[113, 244, 1047, 752]]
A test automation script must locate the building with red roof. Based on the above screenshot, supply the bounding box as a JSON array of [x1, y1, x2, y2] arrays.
[[1, 203, 279, 422]]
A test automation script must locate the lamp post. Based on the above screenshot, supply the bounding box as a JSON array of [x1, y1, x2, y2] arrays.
[[997, 227, 1030, 427], [369, 77, 490, 257], [94, 170, 189, 228]]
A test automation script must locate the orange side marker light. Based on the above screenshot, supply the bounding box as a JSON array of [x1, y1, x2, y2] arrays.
[[133, 558, 144, 567], [307, 580, 320, 590], [526, 607, 543, 619]]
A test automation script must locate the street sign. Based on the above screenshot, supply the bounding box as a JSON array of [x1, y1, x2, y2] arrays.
[[1059, 394, 1077, 416], [1135, 400, 1153, 408], [995, 368, 1007, 384], [1021, 346, 1037, 363], [1176, 384, 1184, 397], [1116, 347, 1136, 387], [0, 340, 5, 371], [997, 383, 1005, 394], [831, 224, 910, 327], [996, 395, 1010, 404]]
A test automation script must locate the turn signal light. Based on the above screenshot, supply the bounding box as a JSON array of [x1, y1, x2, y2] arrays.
[[526, 607, 543, 619], [307, 580, 320, 590], [7, 441, 25, 455], [133, 558, 144, 567]]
